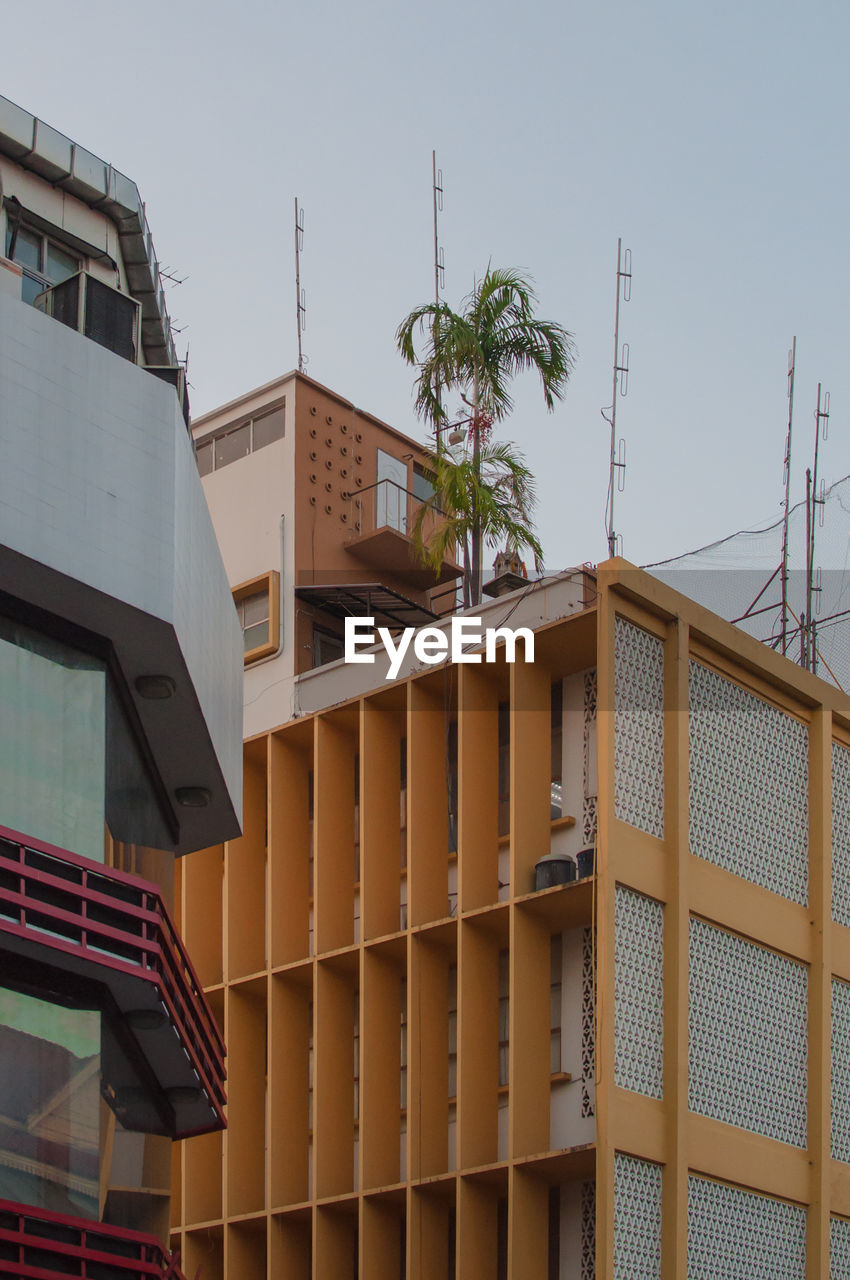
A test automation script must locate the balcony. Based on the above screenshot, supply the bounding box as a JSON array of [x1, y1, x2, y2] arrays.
[[0, 825, 225, 1138], [0, 1197, 186, 1280], [346, 480, 461, 588]]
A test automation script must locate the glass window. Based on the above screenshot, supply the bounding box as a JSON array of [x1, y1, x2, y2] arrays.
[[237, 589, 270, 654], [252, 405, 285, 450], [313, 628, 344, 668], [0, 614, 172, 860], [0, 988, 100, 1219], [214, 422, 250, 469], [5, 223, 80, 307], [6, 224, 42, 273], [45, 241, 79, 284], [413, 462, 434, 503], [0, 617, 106, 862], [195, 438, 213, 477], [21, 274, 46, 306], [195, 401, 286, 476], [0, 986, 171, 1231]]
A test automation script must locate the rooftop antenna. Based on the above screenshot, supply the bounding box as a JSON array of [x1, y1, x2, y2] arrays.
[[432, 151, 447, 451], [602, 238, 631, 558], [780, 338, 796, 655], [294, 198, 307, 373], [805, 382, 829, 670]]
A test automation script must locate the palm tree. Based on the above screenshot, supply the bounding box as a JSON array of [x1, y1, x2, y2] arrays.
[[397, 267, 575, 606], [411, 439, 543, 609]]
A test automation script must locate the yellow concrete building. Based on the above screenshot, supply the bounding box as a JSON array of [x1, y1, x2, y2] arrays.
[[172, 558, 850, 1278]]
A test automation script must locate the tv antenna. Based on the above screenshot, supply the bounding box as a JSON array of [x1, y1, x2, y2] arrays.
[[602, 238, 631, 558], [432, 151, 446, 450], [779, 337, 796, 654], [294, 198, 307, 373], [803, 382, 829, 671]]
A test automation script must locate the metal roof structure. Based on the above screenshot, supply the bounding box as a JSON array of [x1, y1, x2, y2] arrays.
[[294, 582, 438, 629]]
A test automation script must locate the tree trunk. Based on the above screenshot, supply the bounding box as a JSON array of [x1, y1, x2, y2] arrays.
[[470, 369, 482, 608]]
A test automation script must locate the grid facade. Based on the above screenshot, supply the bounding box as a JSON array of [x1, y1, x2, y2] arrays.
[[173, 623, 598, 1280], [173, 570, 850, 1280]]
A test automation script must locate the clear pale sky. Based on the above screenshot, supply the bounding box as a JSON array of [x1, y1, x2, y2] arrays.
[[4, 0, 848, 570]]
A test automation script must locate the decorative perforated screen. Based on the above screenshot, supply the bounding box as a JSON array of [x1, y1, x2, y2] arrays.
[[613, 1153, 661, 1280], [832, 978, 850, 1163], [689, 917, 808, 1147], [581, 925, 596, 1118], [583, 668, 598, 845], [689, 661, 809, 904], [687, 1175, 806, 1279], [834, 743, 850, 927], [580, 1179, 596, 1280], [615, 886, 664, 1098], [831, 1215, 850, 1279], [614, 617, 665, 839]]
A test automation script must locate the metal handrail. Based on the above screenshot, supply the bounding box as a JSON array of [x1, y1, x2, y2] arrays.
[[348, 477, 444, 537], [0, 1195, 186, 1279]]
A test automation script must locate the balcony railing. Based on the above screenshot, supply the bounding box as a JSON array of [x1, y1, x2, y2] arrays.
[[0, 824, 225, 1137], [346, 480, 460, 586], [349, 478, 438, 540], [0, 1197, 186, 1280]]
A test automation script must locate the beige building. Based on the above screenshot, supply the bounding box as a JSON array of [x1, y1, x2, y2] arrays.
[[191, 371, 459, 738], [172, 534, 850, 1277]]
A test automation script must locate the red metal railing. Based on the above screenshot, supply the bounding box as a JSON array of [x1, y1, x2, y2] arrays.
[[0, 823, 225, 1130], [0, 1197, 186, 1279]]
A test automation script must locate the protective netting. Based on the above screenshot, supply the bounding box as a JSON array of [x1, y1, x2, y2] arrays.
[[645, 475, 850, 693]]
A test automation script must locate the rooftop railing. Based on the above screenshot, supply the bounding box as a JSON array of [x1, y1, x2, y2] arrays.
[[0, 1197, 186, 1280], [0, 824, 225, 1136]]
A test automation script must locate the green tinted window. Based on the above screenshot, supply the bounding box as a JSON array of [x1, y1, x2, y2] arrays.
[[0, 618, 105, 861], [0, 988, 100, 1219]]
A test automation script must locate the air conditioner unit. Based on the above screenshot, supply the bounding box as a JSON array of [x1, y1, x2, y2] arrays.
[[35, 271, 141, 364], [144, 364, 191, 429]]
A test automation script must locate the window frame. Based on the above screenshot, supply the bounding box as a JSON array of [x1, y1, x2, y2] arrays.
[[194, 397, 286, 476], [233, 571, 280, 665], [4, 214, 83, 305]]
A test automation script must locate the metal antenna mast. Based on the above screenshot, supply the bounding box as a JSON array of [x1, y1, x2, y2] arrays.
[[294, 198, 306, 373], [804, 382, 830, 671], [431, 151, 445, 450], [603, 238, 631, 558], [780, 337, 796, 654]]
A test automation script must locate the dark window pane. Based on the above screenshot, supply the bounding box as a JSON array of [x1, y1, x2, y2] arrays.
[[195, 440, 213, 476], [313, 629, 344, 667], [8, 226, 42, 272], [0, 616, 105, 862], [244, 620, 269, 653], [214, 423, 250, 468], [413, 463, 434, 502], [252, 406, 285, 450], [22, 272, 47, 306], [46, 242, 78, 284]]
